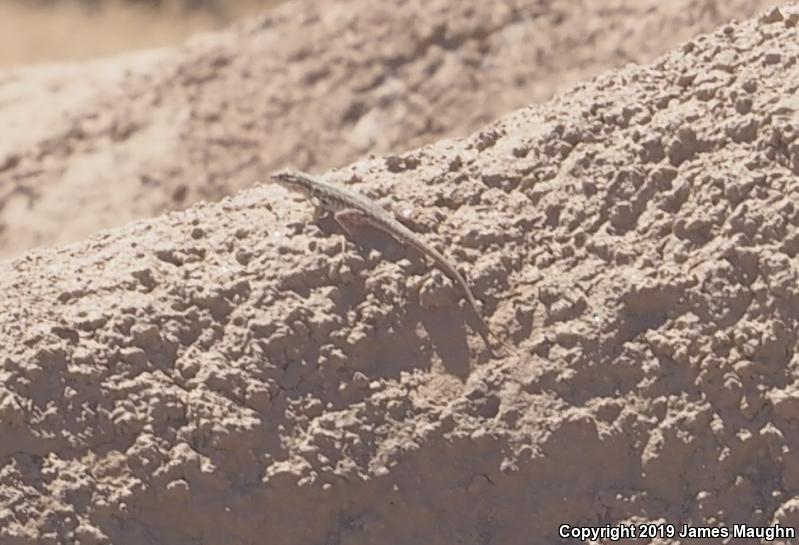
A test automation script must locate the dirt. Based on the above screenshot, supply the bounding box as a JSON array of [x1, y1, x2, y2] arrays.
[[3, 1, 799, 544], [0, 0, 779, 259]]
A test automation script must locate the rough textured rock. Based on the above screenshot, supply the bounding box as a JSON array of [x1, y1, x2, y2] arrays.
[[0, 0, 778, 259], [2, 3, 799, 544]]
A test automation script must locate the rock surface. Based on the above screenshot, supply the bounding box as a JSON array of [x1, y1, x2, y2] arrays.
[[0, 0, 778, 258], [3, 2, 799, 545]]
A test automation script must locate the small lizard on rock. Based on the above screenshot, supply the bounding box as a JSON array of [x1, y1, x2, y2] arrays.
[[271, 170, 513, 353]]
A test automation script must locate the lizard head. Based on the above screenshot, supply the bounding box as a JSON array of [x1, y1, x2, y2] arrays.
[[271, 170, 314, 196], [271, 170, 345, 212]]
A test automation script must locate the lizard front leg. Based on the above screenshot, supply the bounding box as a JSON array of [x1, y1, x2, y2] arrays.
[[333, 208, 366, 253], [309, 198, 327, 221], [334, 208, 367, 234]]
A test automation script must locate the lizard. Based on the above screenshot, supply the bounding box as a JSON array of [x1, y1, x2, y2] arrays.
[[270, 169, 513, 353]]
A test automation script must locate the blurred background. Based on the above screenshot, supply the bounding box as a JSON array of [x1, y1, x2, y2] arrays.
[[0, 0, 780, 259], [0, 0, 282, 67]]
